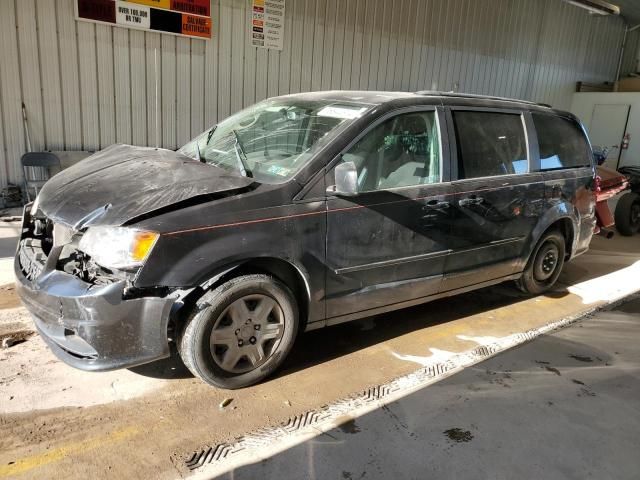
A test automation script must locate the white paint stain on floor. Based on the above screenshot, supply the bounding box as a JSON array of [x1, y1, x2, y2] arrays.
[[0, 335, 166, 414]]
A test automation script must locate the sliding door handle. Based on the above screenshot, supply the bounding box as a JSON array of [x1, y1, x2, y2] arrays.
[[459, 196, 484, 207], [424, 199, 450, 210]]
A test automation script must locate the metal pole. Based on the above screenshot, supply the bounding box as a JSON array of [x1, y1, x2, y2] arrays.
[[21, 102, 31, 152], [154, 48, 159, 149]]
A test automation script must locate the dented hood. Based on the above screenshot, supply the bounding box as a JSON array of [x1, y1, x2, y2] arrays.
[[38, 144, 254, 228]]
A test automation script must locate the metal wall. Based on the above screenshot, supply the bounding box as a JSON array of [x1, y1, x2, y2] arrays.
[[0, 0, 628, 187]]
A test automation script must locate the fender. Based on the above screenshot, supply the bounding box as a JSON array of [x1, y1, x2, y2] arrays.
[[194, 255, 312, 303], [171, 253, 316, 327], [519, 200, 579, 270]]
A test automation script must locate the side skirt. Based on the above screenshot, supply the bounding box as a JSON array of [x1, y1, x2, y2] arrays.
[[305, 272, 523, 331]]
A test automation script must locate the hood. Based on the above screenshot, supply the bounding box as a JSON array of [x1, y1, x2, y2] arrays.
[[38, 144, 255, 229]]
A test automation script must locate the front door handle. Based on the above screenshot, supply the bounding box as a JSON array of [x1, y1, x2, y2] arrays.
[[459, 196, 484, 207], [424, 199, 450, 210]]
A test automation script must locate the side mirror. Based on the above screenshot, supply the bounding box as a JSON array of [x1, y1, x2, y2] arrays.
[[327, 161, 358, 197]]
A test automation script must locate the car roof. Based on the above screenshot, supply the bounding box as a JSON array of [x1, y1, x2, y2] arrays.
[[276, 90, 564, 115]]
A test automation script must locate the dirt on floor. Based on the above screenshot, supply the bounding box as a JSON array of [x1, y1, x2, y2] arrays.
[[0, 235, 639, 480], [0, 284, 21, 310]]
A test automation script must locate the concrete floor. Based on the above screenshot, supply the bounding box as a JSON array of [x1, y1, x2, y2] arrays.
[[222, 295, 640, 480], [0, 232, 639, 479]]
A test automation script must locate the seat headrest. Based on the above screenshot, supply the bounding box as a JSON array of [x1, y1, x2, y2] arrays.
[[395, 114, 427, 135]]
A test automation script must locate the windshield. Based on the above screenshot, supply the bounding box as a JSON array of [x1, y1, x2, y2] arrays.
[[178, 98, 371, 183]]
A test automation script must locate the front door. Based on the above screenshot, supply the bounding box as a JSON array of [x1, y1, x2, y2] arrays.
[[443, 109, 545, 291], [324, 108, 456, 320]]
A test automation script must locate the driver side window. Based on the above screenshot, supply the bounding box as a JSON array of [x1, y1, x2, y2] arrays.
[[341, 111, 441, 191]]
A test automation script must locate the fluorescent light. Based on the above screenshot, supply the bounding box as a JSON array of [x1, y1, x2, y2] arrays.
[[563, 0, 620, 16]]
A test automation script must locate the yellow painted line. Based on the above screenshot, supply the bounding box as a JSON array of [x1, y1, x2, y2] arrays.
[[0, 426, 138, 478]]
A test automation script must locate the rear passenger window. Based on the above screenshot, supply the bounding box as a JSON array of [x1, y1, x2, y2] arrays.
[[453, 111, 528, 179], [532, 113, 591, 170]]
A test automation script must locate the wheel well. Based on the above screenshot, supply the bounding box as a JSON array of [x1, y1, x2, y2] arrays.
[[547, 218, 574, 258], [172, 258, 310, 339], [239, 258, 310, 331]]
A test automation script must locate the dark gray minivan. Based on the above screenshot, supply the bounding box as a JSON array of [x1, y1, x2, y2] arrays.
[[15, 91, 596, 388]]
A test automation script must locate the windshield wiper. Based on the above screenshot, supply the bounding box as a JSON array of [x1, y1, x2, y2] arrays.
[[231, 129, 253, 178], [196, 142, 205, 163]]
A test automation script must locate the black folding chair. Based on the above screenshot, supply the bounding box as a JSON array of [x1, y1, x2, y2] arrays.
[[21, 152, 61, 202]]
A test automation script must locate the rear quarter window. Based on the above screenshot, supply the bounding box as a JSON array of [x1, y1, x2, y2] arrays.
[[532, 113, 591, 170]]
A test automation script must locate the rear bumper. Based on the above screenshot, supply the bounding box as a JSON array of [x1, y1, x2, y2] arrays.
[[15, 255, 174, 371]]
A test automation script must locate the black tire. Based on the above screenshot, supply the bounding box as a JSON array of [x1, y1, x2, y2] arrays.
[[516, 230, 566, 295], [178, 274, 299, 389], [614, 192, 640, 236]]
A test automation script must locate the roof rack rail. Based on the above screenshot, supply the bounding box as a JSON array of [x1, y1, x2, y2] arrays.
[[415, 90, 552, 108]]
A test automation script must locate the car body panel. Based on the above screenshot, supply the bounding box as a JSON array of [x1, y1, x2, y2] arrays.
[[37, 144, 255, 228]]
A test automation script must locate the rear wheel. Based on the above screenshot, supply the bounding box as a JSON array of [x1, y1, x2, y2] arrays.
[[614, 192, 640, 236], [517, 230, 566, 295], [178, 274, 298, 389]]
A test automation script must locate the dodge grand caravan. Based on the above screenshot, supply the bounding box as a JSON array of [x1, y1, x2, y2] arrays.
[[15, 91, 596, 389]]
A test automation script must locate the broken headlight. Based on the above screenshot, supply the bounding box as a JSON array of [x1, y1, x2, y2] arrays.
[[78, 227, 159, 270]]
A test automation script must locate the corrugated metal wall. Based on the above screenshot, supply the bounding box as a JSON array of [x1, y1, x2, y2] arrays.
[[621, 27, 640, 74], [0, 0, 628, 187]]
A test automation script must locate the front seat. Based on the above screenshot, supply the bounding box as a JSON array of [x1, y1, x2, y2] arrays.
[[377, 114, 428, 189]]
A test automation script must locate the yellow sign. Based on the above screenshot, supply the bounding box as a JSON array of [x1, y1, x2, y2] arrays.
[[127, 0, 170, 9]]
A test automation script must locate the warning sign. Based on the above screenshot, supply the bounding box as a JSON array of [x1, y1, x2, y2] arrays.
[[116, 1, 150, 29], [75, 0, 212, 39], [181, 14, 211, 39], [251, 0, 284, 50]]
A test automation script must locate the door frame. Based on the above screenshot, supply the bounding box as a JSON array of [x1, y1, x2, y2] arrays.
[[588, 103, 631, 169], [323, 105, 451, 187]]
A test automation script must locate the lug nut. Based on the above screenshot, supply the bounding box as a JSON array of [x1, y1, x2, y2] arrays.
[[235, 329, 240, 335], [249, 337, 256, 344], [238, 340, 243, 347], [254, 324, 261, 331]]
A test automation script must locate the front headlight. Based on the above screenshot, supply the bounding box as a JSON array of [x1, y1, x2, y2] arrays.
[[78, 227, 159, 270]]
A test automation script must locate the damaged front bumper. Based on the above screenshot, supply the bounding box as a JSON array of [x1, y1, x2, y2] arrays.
[[14, 237, 175, 372]]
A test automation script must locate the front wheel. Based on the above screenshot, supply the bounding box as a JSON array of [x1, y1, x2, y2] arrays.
[[178, 274, 299, 389], [614, 192, 640, 236], [516, 230, 566, 295]]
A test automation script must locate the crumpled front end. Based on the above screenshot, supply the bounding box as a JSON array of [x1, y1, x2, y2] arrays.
[[14, 206, 176, 371]]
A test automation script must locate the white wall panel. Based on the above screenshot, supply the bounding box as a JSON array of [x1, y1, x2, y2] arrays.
[[37, 0, 64, 150], [129, 30, 148, 146], [96, 25, 116, 147], [0, 1, 26, 184], [176, 37, 192, 147], [0, 0, 631, 188], [114, 28, 132, 145], [145, 32, 162, 148], [56, 0, 82, 150]]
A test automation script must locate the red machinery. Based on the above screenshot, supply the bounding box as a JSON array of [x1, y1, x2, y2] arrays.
[[594, 165, 629, 237]]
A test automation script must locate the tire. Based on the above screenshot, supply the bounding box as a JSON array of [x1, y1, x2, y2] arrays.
[[516, 230, 566, 295], [178, 274, 299, 389], [614, 192, 640, 236]]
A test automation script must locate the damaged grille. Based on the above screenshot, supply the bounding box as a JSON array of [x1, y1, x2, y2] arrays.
[[18, 216, 54, 281], [57, 250, 122, 286], [18, 238, 47, 281], [19, 214, 122, 286]]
